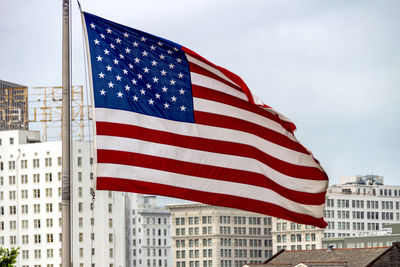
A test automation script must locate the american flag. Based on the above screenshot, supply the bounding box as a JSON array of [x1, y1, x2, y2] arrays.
[[83, 12, 328, 227]]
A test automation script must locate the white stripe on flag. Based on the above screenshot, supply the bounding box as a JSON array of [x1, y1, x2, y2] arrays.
[[190, 72, 247, 100]]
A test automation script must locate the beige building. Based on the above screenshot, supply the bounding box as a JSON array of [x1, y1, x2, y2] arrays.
[[167, 203, 273, 267], [271, 217, 324, 254]]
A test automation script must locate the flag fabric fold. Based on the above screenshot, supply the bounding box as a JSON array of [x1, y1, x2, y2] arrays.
[[83, 11, 328, 227]]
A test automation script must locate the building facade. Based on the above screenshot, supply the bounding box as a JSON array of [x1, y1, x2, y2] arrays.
[[168, 203, 273, 267], [125, 194, 172, 267], [324, 175, 400, 238], [0, 130, 126, 267], [271, 175, 400, 255], [271, 217, 324, 254]]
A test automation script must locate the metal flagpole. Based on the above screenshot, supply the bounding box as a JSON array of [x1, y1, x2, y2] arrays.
[[62, 0, 72, 266]]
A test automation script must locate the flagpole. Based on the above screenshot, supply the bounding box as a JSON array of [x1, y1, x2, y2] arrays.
[[61, 0, 72, 266]]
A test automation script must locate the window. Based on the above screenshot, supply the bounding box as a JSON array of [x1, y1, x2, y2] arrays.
[[21, 175, 28, 184], [45, 158, 52, 167], [9, 190, 16, 200], [21, 159, 27, 169], [33, 174, 40, 183], [34, 234, 41, 244], [77, 157, 82, 167], [33, 189, 40, 198], [9, 221, 16, 230], [47, 248, 54, 258], [33, 159, 40, 168], [9, 176, 16, 185], [34, 249, 41, 259], [34, 219, 41, 228], [9, 205, 16, 215], [8, 161, 15, 170], [21, 205, 28, 214], [9, 138, 14, 145], [34, 204, 40, 213], [45, 173, 52, 182], [46, 188, 52, 197], [46, 203, 53, 212], [46, 218, 53, 227]]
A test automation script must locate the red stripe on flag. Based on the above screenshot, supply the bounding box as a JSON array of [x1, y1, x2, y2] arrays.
[[97, 177, 327, 228], [97, 149, 326, 205], [96, 121, 327, 180]]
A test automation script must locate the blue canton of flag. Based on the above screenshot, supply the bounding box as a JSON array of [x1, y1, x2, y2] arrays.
[[84, 12, 194, 123]]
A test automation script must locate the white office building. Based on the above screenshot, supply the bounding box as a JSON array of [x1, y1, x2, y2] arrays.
[[270, 174, 400, 255], [324, 174, 400, 238], [125, 194, 172, 267], [168, 203, 273, 267], [0, 130, 126, 267], [271, 217, 324, 254]]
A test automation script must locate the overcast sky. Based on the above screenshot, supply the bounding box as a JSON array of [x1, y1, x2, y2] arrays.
[[1, 0, 399, 190]]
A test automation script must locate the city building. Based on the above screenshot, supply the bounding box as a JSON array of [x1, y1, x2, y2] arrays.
[[271, 174, 400, 254], [324, 175, 400, 238], [271, 217, 324, 254], [167, 203, 273, 267], [125, 194, 172, 267], [322, 223, 400, 249], [0, 130, 126, 267], [0, 80, 28, 131]]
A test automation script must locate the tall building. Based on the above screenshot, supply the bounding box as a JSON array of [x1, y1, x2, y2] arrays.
[[0, 130, 126, 267], [324, 174, 400, 238], [0, 80, 28, 131], [168, 203, 273, 267], [271, 174, 400, 255], [125, 194, 172, 267]]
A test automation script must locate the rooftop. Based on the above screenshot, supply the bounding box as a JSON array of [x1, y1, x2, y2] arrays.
[[246, 245, 397, 267]]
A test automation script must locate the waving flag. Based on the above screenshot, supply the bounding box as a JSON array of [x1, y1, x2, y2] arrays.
[[83, 12, 328, 227]]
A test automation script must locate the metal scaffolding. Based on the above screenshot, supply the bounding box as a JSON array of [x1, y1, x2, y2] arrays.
[[28, 86, 92, 141]]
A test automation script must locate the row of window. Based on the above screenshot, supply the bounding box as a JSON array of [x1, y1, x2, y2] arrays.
[[324, 211, 399, 221], [276, 233, 316, 243], [0, 172, 91, 186], [0, 156, 91, 171], [276, 222, 316, 231], [176, 238, 213, 248], [0, 201, 93, 216], [326, 198, 400, 209], [175, 227, 213, 236], [326, 221, 382, 231], [176, 216, 212, 226], [176, 260, 213, 267], [176, 249, 213, 259]]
